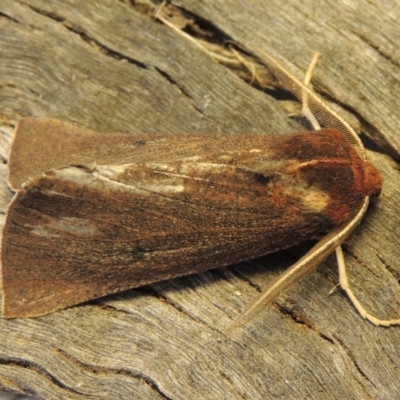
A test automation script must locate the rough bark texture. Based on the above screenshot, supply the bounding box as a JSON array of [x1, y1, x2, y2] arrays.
[[0, 1, 399, 399]]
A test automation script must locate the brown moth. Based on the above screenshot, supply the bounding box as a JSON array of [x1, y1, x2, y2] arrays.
[[1, 117, 374, 316], [1, 47, 398, 327]]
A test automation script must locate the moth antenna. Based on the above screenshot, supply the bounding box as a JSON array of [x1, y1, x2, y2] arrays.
[[153, 0, 168, 20], [225, 199, 370, 332], [336, 247, 400, 326], [250, 47, 366, 160]]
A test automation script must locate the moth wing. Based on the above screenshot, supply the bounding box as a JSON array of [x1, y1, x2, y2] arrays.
[[2, 156, 329, 317]]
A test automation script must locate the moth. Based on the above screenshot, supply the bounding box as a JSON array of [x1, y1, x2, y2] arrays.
[[1, 48, 398, 327]]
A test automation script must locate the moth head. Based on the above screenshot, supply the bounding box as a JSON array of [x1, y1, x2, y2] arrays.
[[363, 160, 383, 199]]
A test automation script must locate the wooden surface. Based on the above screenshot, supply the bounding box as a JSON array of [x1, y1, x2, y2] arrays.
[[0, 0, 400, 398]]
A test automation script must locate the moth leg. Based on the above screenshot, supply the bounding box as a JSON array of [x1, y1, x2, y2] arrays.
[[301, 51, 321, 131], [153, 0, 167, 19], [336, 247, 400, 327], [328, 283, 340, 295]]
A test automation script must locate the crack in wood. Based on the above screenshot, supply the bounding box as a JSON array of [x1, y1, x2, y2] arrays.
[[332, 334, 378, 390], [26, 3, 149, 70], [154, 67, 206, 116], [55, 347, 172, 399], [0, 357, 88, 395]]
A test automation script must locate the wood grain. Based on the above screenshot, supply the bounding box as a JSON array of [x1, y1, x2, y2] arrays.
[[0, 0, 399, 398]]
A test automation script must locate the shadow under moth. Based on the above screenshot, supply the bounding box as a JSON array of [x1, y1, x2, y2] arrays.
[[1, 47, 399, 328]]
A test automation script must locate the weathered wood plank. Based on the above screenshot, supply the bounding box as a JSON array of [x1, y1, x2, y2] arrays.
[[0, 0, 399, 399]]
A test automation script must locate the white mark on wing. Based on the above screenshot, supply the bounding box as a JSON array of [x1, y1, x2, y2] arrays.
[[218, 155, 233, 162], [278, 173, 329, 213], [30, 217, 97, 237], [43, 190, 76, 199], [179, 162, 235, 174], [54, 166, 141, 193], [149, 163, 178, 172], [152, 170, 208, 182], [56, 217, 97, 235], [303, 190, 329, 212], [53, 166, 186, 196], [136, 184, 184, 193], [31, 225, 60, 238], [96, 164, 132, 177], [182, 156, 200, 162]]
